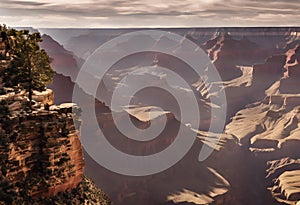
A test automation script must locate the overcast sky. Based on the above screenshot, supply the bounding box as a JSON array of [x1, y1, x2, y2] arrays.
[[0, 0, 299, 28]]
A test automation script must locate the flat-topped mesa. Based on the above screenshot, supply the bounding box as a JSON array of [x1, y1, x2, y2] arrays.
[[0, 90, 85, 199]]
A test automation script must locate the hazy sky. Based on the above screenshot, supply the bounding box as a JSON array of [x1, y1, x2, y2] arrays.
[[0, 0, 299, 28]]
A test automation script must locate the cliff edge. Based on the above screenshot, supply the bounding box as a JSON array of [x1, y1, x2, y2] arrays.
[[0, 26, 110, 205]]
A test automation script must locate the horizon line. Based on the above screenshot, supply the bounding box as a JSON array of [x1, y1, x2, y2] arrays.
[[14, 26, 300, 30]]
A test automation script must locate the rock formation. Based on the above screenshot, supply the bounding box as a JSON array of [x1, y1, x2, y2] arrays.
[[39, 27, 300, 205], [225, 44, 300, 154], [0, 91, 83, 197], [0, 32, 110, 204], [201, 32, 267, 80], [0, 90, 111, 204], [267, 158, 300, 205], [225, 37, 300, 205]]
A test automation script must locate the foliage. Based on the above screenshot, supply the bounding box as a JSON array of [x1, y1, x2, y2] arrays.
[[0, 100, 10, 121], [0, 176, 111, 205], [0, 24, 54, 105]]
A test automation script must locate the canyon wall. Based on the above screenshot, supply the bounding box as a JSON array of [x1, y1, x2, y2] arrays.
[[0, 90, 84, 198], [40, 27, 300, 205]]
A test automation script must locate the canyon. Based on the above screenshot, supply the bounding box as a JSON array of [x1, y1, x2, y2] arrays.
[[39, 27, 300, 205]]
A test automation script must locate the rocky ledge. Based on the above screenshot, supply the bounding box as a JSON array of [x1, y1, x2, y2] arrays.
[[0, 89, 110, 204]]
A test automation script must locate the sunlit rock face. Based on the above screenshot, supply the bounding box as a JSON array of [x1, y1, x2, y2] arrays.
[[225, 44, 300, 157], [266, 158, 300, 205], [224, 41, 300, 205]]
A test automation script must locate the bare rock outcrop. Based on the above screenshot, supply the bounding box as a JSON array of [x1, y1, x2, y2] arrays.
[[0, 92, 84, 198], [266, 158, 300, 205]]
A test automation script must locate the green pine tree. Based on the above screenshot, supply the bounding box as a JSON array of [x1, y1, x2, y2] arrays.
[[2, 26, 54, 107]]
